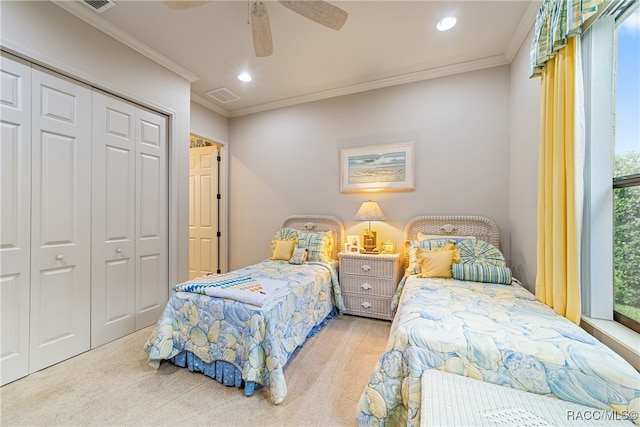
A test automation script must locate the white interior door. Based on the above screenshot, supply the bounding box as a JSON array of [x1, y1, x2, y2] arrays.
[[29, 65, 92, 372], [0, 53, 32, 385], [189, 145, 218, 279], [91, 91, 136, 348], [135, 108, 168, 329]]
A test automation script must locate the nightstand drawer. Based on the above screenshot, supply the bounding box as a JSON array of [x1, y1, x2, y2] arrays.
[[339, 257, 396, 278], [340, 275, 396, 298], [343, 294, 393, 320]]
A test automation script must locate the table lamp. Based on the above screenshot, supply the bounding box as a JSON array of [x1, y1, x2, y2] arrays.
[[354, 200, 387, 253]]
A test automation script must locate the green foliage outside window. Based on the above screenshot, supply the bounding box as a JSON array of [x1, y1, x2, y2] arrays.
[[613, 152, 640, 323]]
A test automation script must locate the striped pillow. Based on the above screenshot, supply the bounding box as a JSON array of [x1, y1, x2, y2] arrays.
[[452, 263, 512, 285], [298, 231, 333, 263]]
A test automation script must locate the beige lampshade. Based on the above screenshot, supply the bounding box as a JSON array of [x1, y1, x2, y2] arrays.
[[354, 201, 387, 222]]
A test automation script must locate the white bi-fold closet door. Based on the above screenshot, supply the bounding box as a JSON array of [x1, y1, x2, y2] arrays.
[[0, 53, 168, 385], [1, 54, 92, 384], [91, 92, 167, 347]]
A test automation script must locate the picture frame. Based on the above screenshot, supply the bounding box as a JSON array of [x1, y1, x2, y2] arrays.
[[340, 142, 415, 193], [347, 235, 361, 251], [381, 241, 397, 254]]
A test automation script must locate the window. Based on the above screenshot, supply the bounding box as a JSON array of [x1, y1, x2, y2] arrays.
[[581, 1, 639, 334], [613, 6, 640, 333]]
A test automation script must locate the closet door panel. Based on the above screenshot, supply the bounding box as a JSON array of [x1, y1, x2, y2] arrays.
[[29, 66, 91, 372], [0, 54, 32, 385], [91, 92, 136, 348], [135, 109, 168, 329]]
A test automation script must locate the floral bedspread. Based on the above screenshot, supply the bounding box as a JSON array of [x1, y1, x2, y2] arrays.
[[144, 259, 343, 404], [356, 276, 640, 426]]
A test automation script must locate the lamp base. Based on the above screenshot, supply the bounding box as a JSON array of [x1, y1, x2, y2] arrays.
[[360, 248, 380, 254], [362, 231, 377, 253]]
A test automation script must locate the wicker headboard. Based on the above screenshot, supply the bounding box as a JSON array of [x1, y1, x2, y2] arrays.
[[281, 215, 346, 260], [403, 215, 501, 268]]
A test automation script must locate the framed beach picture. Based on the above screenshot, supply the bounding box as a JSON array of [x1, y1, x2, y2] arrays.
[[340, 142, 415, 193]]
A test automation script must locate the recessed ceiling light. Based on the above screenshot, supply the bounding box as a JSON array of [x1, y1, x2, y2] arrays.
[[437, 17, 457, 31], [237, 73, 252, 82]]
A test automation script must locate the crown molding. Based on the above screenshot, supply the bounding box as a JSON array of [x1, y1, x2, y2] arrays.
[[51, 0, 200, 83], [227, 55, 509, 117], [504, 1, 541, 62], [191, 92, 230, 118]]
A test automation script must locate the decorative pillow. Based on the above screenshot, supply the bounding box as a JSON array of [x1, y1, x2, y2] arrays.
[[298, 231, 333, 263], [271, 239, 297, 261], [417, 242, 460, 263], [452, 263, 512, 285], [417, 248, 456, 278], [272, 227, 299, 242], [456, 239, 506, 267], [405, 238, 467, 275], [271, 227, 299, 253], [289, 247, 308, 265]]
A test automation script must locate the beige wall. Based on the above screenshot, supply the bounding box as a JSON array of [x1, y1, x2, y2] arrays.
[[508, 27, 541, 292], [190, 101, 229, 144], [228, 66, 515, 270], [1, 0, 192, 287]]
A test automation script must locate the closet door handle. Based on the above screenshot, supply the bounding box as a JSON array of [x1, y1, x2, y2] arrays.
[[56, 254, 64, 261]]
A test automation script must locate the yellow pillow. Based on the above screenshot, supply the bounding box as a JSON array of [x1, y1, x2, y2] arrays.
[[417, 248, 455, 278], [440, 242, 460, 264], [418, 242, 460, 264], [271, 240, 296, 260]]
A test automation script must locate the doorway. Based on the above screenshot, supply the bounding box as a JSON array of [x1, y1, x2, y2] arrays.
[[189, 135, 222, 279]]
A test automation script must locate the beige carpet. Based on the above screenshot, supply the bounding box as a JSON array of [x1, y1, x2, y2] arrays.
[[0, 314, 390, 427]]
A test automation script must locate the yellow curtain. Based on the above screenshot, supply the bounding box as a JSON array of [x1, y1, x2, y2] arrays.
[[536, 36, 581, 324]]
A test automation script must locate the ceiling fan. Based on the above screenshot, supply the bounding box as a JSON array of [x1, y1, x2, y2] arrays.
[[163, 1, 348, 57]]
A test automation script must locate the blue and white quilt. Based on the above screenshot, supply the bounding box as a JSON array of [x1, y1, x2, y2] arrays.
[[144, 259, 343, 404], [356, 275, 640, 426]]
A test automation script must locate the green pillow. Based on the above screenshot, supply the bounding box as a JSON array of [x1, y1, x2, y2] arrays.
[[452, 263, 512, 285], [456, 239, 506, 267]]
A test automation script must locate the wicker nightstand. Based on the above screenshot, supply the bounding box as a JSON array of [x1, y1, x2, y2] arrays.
[[338, 252, 403, 320]]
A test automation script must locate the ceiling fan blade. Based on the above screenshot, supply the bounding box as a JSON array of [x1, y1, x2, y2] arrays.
[[163, 1, 212, 11], [251, 1, 273, 57], [278, 1, 347, 30]]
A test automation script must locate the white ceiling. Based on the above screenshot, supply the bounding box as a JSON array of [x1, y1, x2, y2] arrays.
[[54, 0, 540, 117]]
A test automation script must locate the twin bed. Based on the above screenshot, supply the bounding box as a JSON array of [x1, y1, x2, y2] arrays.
[[356, 215, 640, 426], [144, 213, 639, 425], [144, 215, 345, 404]]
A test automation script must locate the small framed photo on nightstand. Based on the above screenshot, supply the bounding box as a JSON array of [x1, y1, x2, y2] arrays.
[[381, 241, 396, 254], [347, 235, 361, 252]]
